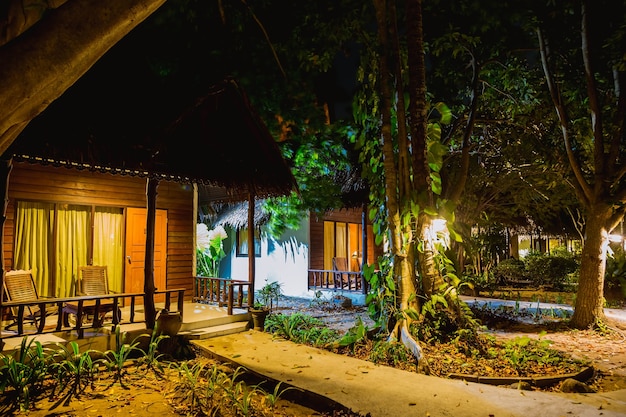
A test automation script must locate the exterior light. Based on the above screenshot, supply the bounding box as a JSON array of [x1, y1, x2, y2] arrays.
[[425, 218, 450, 249], [608, 234, 622, 243]]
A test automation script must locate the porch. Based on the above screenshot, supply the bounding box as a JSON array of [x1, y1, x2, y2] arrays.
[[0, 279, 252, 352], [307, 269, 368, 294]]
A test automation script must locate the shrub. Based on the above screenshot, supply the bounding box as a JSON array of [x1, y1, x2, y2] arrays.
[[524, 251, 578, 290], [265, 312, 338, 346], [491, 258, 527, 285], [605, 244, 626, 300]]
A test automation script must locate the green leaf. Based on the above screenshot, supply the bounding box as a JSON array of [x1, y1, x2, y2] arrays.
[[404, 307, 420, 321]]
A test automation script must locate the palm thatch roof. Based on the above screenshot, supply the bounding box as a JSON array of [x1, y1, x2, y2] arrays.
[[6, 78, 296, 201], [206, 166, 369, 230], [206, 200, 270, 229]]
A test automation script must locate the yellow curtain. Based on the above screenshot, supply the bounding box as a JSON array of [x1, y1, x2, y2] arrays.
[[93, 207, 123, 292], [14, 202, 54, 297], [55, 205, 90, 297], [323, 221, 335, 271], [336, 222, 347, 259]]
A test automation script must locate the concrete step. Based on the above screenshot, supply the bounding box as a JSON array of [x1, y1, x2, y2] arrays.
[[180, 310, 250, 332], [181, 321, 249, 340]]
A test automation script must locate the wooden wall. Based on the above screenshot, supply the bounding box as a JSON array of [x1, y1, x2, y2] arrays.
[[309, 207, 381, 270], [2, 162, 195, 299]]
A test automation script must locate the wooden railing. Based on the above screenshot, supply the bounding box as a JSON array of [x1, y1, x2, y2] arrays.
[[0, 288, 185, 339], [193, 276, 251, 315], [308, 269, 366, 293]]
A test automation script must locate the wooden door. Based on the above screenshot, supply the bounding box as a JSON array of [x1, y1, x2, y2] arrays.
[[125, 208, 167, 302]]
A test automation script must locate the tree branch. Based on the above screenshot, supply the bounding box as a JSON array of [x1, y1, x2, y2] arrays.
[[537, 25, 593, 204], [0, 0, 166, 154], [448, 54, 479, 202], [581, 1, 605, 180]]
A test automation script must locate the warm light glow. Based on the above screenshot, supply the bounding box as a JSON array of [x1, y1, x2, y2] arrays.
[[608, 234, 623, 243], [425, 218, 450, 249], [431, 219, 447, 234]]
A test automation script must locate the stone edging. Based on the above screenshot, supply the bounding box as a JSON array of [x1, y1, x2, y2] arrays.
[[447, 366, 594, 388]]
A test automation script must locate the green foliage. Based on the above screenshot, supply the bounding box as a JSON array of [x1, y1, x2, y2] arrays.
[[369, 341, 411, 367], [0, 338, 50, 412], [335, 317, 369, 350], [170, 360, 294, 417], [169, 360, 225, 414], [196, 224, 228, 277], [265, 312, 338, 347], [49, 341, 103, 408], [605, 244, 626, 299], [492, 258, 527, 285], [524, 251, 579, 290], [414, 285, 481, 345], [499, 333, 571, 374], [415, 295, 458, 344], [103, 325, 145, 386], [364, 255, 397, 334], [135, 326, 170, 376], [255, 280, 283, 311]]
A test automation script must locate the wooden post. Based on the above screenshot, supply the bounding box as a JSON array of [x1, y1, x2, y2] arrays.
[[0, 158, 12, 336], [144, 177, 158, 329], [248, 191, 255, 307], [361, 203, 368, 294]]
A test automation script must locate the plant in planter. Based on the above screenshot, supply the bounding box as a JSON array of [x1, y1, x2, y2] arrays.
[[250, 280, 283, 331]]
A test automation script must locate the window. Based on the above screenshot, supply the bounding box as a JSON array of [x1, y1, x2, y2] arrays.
[[14, 201, 123, 297], [323, 221, 369, 271], [236, 228, 261, 257]]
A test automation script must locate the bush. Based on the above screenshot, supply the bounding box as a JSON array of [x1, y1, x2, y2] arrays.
[[524, 251, 578, 290], [605, 244, 626, 300], [492, 258, 527, 285]]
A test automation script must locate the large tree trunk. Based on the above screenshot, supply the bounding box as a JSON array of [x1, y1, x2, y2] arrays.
[[373, 0, 423, 365], [537, 2, 626, 329], [570, 207, 610, 328], [0, 0, 166, 154]]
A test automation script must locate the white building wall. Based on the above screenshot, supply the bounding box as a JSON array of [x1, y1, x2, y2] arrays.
[[224, 215, 312, 298]]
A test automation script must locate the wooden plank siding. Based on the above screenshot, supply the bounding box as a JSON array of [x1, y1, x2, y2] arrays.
[[3, 162, 195, 299], [308, 207, 381, 272]]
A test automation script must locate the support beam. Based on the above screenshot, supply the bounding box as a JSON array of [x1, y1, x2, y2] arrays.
[[361, 203, 368, 294], [248, 191, 255, 306], [0, 158, 12, 337], [144, 177, 158, 329]]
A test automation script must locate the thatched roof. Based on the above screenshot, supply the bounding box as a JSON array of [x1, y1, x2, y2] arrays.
[[206, 167, 369, 230], [208, 200, 270, 229], [334, 168, 368, 209], [7, 78, 297, 201]]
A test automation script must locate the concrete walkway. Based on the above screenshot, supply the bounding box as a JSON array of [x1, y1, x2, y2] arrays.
[[193, 330, 626, 417]]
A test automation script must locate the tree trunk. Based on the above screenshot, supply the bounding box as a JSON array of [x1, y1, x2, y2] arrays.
[[0, 0, 166, 154], [570, 208, 609, 328], [373, 0, 423, 364], [417, 215, 446, 296]]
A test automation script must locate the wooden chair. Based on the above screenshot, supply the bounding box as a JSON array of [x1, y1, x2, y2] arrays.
[[77, 265, 112, 297], [3, 269, 56, 332], [332, 257, 350, 289], [63, 265, 119, 328]]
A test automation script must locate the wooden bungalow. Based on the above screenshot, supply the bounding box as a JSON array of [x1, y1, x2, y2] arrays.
[[207, 169, 383, 301], [1, 78, 296, 329]]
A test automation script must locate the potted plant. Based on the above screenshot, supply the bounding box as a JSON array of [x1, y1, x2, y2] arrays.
[[249, 280, 283, 331]]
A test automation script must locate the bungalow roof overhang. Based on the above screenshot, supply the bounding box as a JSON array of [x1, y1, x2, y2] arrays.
[[5, 78, 297, 201]]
